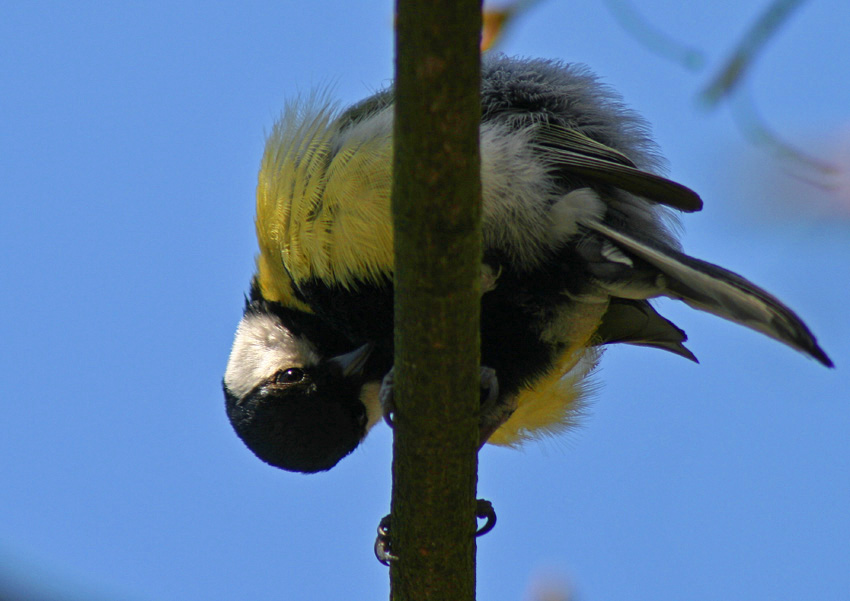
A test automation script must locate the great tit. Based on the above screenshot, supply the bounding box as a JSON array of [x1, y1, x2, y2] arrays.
[[224, 55, 832, 474]]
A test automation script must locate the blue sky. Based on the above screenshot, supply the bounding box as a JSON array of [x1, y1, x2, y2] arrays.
[[1, 2, 847, 600]]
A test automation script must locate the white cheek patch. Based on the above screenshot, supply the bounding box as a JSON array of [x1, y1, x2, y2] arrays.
[[223, 312, 320, 399]]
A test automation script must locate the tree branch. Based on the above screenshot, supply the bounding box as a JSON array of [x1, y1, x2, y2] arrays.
[[390, 1, 483, 600]]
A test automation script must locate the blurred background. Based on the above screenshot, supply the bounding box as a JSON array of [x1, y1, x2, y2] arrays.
[[1, 1, 847, 600]]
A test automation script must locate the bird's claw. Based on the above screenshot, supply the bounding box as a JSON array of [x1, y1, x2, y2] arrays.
[[477, 366, 517, 447], [475, 498, 497, 537], [374, 514, 397, 566], [373, 499, 497, 566], [379, 367, 396, 428], [477, 366, 499, 412], [379, 366, 503, 434]]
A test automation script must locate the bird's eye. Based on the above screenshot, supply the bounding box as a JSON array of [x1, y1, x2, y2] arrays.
[[274, 368, 305, 384]]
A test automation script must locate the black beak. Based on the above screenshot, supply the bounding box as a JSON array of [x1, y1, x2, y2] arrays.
[[329, 342, 374, 377]]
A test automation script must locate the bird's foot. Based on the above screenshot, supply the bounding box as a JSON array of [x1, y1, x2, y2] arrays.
[[373, 499, 497, 565], [379, 366, 506, 441], [379, 367, 397, 428], [374, 514, 397, 566], [476, 366, 515, 448]]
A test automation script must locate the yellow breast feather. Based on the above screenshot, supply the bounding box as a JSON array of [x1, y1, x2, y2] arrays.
[[489, 300, 608, 446]]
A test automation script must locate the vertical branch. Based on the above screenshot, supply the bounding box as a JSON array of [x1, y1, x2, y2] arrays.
[[391, 1, 483, 600]]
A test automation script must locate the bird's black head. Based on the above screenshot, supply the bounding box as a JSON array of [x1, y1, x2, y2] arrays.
[[223, 300, 375, 473], [224, 359, 369, 473]]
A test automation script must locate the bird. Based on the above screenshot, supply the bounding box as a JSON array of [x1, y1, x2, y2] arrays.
[[223, 55, 832, 474]]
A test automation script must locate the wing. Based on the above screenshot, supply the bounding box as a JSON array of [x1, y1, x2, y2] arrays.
[[535, 124, 703, 213]]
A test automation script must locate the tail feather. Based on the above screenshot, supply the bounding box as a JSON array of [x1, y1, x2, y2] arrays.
[[585, 220, 833, 367], [596, 298, 698, 362]]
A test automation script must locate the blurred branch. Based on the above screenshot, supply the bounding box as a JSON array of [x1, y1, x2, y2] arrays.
[[729, 85, 841, 187], [701, 0, 807, 106], [602, 0, 705, 70], [698, 0, 840, 186], [601, 0, 841, 189]]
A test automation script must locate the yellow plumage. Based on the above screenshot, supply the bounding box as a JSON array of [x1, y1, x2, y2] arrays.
[[256, 101, 394, 297], [489, 301, 606, 446]]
